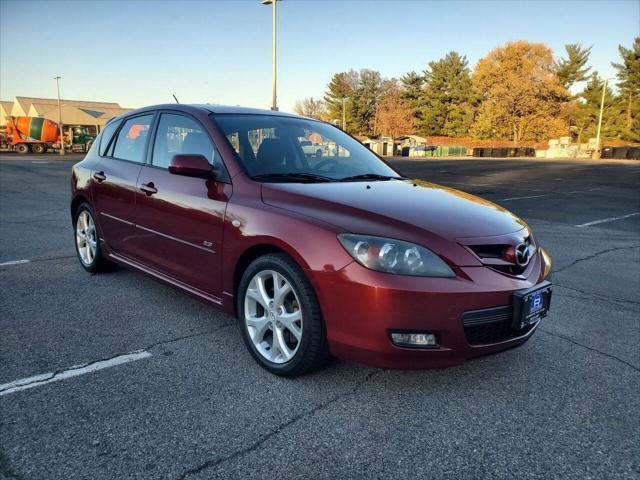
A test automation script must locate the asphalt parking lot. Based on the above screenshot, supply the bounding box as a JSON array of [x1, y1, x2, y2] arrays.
[[1, 153, 639, 480]]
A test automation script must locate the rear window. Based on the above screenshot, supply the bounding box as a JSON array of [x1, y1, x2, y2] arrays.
[[112, 115, 153, 163], [99, 120, 121, 157]]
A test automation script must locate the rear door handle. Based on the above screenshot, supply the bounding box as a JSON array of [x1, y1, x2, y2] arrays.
[[93, 171, 106, 182], [140, 182, 158, 196]]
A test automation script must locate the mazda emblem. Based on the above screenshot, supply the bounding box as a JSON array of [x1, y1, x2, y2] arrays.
[[515, 242, 535, 267]]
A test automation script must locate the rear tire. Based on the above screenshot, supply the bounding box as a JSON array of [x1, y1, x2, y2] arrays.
[[73, 203, 114, 273], [315, 149, 323, 157], [31, 143, 46, 154], [15, 143, 30, 154], [237, 253, 330, 376]]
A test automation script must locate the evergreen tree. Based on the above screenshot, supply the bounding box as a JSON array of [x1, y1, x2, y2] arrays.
[[420, 52, 475, 137], [612, 37, 640, 139], [400, 71, 424, 129], [352, 69, 384, 136], [323, 70, 359, 131], [555, 43, 592, 89]]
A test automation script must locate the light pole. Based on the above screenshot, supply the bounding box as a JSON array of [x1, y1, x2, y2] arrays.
[[262, 0, 279, 111], [54, 76, 65, 155], [342, 97, 347, 132], [595, 76, 614, 159]]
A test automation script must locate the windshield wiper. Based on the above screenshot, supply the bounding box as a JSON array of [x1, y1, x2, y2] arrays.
[[339, 173, 406, 182], [251, 172, 335, 183]]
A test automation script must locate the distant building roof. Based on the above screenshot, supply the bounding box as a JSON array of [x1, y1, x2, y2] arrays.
[[79, 108, 107, 118], [7, 97, 132, 128], [15, 96, 121, 110], [396, 135, 427, 143]]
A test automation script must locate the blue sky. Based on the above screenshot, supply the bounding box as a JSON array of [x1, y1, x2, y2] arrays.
[[1, 0, 638, 112]]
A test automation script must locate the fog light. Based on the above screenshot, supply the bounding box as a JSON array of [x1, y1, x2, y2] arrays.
[[390, 332, 438, 347]]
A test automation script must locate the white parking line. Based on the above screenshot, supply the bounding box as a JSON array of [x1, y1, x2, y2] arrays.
[[0, 259, 30, 267], [0, 351, 152, 396], [576, 212, 640, 228], [565, 187, 608, 194], [500, 194, 550, 201]]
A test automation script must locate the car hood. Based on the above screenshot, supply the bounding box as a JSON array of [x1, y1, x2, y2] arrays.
[[261, 179, 528, 241]]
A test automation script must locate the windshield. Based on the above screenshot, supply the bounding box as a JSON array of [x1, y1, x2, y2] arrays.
[[212, 114, 400, 182]]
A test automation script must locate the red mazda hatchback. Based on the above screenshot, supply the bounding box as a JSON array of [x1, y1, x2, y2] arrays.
[[71, 104, 552, 376]]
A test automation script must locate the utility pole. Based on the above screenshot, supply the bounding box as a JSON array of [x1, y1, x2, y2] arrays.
[[262, 0, 278, 111], [54, 76, 65, 155], [595, 77, 614, 159]]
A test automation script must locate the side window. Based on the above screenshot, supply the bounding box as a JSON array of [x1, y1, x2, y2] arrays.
[[112, 115, 153, 163], [152, 113, 218, 169], [98, 120, 121, 157]]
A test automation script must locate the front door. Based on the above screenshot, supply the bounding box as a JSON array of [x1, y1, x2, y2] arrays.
[[91, 114, 153, 253], [129, 112, 230, 297]]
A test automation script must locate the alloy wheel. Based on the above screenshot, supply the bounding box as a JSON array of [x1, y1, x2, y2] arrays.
[[244, 270, 303, 364], [76, 210, 97, 266]]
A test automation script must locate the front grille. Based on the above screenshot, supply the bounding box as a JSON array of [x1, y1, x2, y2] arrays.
[[462, 305, 533, 346], [469, 242, 531, 276], [489, 264, 527, 276], [469, 244, 506, 259]]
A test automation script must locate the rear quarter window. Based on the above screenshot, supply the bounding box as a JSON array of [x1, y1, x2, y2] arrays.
[[99, 120, 122, 157]]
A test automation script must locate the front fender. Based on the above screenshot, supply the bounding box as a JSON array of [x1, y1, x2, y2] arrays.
[[221, 198, 354, 307]]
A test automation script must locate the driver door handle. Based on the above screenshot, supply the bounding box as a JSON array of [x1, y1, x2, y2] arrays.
[[140, 182, 158, 196], [93, 171, 106, 182]]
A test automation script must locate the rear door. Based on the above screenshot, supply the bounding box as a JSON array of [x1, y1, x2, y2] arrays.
[[91, 114, 154, 254], [128, 112, 231, 297]]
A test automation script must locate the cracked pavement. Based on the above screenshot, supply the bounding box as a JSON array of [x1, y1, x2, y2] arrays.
[[1, 154, 639, 479]]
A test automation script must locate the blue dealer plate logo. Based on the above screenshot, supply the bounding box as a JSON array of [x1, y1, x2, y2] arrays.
[[530, 292, 543, 313]]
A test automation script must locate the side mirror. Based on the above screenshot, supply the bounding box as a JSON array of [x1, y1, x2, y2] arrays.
[[168, 154, 216, 179]]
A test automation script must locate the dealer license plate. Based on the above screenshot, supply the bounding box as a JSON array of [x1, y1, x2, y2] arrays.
[[512, 281, 552, 330]]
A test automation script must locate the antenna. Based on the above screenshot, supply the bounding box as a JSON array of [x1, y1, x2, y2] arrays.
[[172, 94, 180, 104]]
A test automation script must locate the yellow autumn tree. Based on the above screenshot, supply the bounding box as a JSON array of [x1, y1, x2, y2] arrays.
[[472, 41, 570, 143]]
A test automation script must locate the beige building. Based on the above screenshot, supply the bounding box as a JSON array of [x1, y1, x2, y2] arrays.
[[1, 97, 131, 133], [362, 136, 397, 156], [0, 101, 13, 127]]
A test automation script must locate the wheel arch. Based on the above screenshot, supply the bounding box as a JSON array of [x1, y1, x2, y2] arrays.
[[232, 244, 286, 310], [231, 242, 313, 317], [70, 194, 90, 225]]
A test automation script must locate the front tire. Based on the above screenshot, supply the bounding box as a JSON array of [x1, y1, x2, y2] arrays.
[[73, 203, 113, 273], [237, 253, 330, 376], [315, 149, 323, 158]]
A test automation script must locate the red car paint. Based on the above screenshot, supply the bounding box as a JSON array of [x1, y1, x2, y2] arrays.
[[71, 104, 551, 369]]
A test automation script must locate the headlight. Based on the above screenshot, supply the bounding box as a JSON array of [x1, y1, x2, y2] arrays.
[[338, 234, 455, 277]]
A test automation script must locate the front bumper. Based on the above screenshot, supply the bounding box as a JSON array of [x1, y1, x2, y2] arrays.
[[309, 252, 549, 369]]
